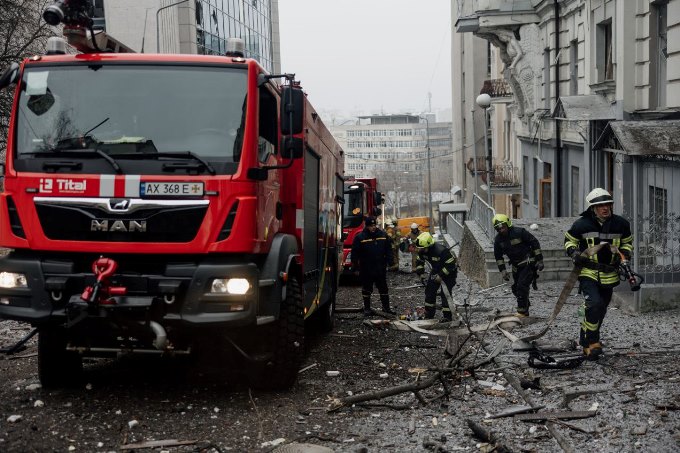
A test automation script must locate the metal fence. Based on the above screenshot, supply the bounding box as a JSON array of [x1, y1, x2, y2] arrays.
[[624, 158, 680, 285], [470, 193, 495, 240], [446, 213, 464, 245]]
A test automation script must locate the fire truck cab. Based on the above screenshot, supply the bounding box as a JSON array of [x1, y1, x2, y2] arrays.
[[0, 26, 343, 389], [340, 178, 383, 278]]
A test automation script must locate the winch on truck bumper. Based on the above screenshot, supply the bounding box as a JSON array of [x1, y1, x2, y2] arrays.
[[0, 252, 264, 328]]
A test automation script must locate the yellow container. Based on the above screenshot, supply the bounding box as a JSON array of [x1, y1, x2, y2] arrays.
[[397, 216, 430, 237]]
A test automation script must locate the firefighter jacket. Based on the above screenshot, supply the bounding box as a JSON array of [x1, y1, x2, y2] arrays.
[[415, 243, 457, 278], [493, 227, 543, 272], [351, 227, 394, 274], [564, 210, 633, 287]]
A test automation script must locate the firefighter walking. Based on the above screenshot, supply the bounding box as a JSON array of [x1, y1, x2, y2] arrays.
[[351, 217, 396, 316], [414, 232, 457, 321], [565, 188, 633, 360], [492, 214, 544, 317]]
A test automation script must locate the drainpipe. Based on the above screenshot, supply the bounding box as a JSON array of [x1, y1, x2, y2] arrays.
[[554, 0, 562, 217]]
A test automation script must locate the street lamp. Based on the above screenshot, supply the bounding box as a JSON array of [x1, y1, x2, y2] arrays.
[[420, 116, 434, 234], [475, 93, 493, 207], [156, 0, 189, 53]]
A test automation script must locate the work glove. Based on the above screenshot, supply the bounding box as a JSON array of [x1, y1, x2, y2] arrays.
[[501, 270, 510, 281], [536, 261, 544, 272], [433, 274, 442, 284], [420, 277, 427, 287], [569, 249, 588, 266]]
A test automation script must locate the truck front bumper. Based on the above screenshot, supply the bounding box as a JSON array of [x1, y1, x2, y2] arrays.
[[0, 252, 264, 327]]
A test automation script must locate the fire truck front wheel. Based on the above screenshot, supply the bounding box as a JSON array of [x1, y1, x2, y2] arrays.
[[262, 276, 304, 390], [38, 326, 83, 389]]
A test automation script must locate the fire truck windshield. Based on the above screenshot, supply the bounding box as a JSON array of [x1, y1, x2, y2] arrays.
[[342, 189, 365, 228], [14, 64, 247, 174]]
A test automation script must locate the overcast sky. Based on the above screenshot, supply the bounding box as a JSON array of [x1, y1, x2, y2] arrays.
[[277, 0, 452, 121]]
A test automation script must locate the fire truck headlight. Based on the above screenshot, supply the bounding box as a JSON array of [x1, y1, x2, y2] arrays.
[[211, 278, 250, 295], [0, 272, 28, 289]]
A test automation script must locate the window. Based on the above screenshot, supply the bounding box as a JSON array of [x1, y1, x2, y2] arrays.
[[543, 49, 551, 109], [570, 40, 578, 95], [258, 85, 277, 162], [487, 41, 492, 77], [651, 1, 668, 108], [523, 156, 529, 201], [648, 185, 668, 247], [571, 166, 580, 216], [597, 21, 614, 81], [533, 158, 539, 205]]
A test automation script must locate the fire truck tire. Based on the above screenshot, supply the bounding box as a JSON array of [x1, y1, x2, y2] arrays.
[[267, 276, 305, 389], [38, 326, 83, 389]]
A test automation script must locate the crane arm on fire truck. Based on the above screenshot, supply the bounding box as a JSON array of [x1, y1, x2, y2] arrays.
[[43, 0, 135, 54]]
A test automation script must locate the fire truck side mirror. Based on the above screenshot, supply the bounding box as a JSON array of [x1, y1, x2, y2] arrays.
[[280, 86, 304, 135], [0, 63, 20, 91], [280, 136, 303, 159]]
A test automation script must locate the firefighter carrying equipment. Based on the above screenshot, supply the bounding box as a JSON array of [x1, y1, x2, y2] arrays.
[[493, 222, 543, 316], [564, 208, 633, 288], [492, 213, 513, 230], [584, 187, 614, 209], [414, 238, 457, 320]]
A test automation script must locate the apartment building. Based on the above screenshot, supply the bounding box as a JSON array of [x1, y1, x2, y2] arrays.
[[331, 114, 453, 220], [454, 0, 680, 310], [92, 0, 280, 72]]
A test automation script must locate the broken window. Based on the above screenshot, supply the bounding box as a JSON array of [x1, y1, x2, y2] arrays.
[[597, 21, 614, 81]]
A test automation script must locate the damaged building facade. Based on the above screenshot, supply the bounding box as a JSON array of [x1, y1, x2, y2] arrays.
[[453, 0, 680, 311]]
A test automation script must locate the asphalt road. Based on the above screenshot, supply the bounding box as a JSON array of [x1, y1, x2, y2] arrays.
[[1, 269, 679, 452]]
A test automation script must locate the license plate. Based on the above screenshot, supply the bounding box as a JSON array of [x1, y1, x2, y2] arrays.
[[140, 182, 204, 197]]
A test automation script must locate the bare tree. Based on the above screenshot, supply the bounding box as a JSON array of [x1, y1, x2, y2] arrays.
[[0, 0, 55, 156]]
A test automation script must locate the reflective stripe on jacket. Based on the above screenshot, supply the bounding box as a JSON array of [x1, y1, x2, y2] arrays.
[[564, 211, 633, 287]]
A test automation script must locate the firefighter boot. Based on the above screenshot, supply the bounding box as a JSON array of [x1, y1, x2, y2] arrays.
[[583, 342, 603, 361], [363, 299, 374, 317], [381, 305, 397, 316]]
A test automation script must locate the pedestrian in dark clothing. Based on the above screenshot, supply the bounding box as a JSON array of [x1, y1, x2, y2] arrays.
[[351, 216, 396, 316], [414, 232, 457, 321], [492, 214, 544, 317], [564, 188, 633, 360]]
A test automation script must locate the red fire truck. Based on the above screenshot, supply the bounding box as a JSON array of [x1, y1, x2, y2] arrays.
[[0, 3, 343, 389], [340, 177, 383, 278]]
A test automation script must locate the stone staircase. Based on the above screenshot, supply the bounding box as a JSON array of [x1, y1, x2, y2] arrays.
[[449, 217, 579, 288]]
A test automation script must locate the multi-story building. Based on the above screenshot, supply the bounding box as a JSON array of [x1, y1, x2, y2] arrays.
[[331, 114, 453, 220], [92, 0, 280, 72], [454, 0, 680, 310]]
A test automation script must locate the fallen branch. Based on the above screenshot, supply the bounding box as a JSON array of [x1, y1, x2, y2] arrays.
[[328, 351, 470, 412], [466, 419, 516, 453]]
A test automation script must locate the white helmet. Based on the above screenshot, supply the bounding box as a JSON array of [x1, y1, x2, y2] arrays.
[[585, 188, 613, 209], [410, 223, 419, 230]]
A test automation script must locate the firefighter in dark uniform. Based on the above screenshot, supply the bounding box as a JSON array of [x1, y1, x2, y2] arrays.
[[414, 232, 457, 321], [492, 214, 544, 317], [565, 188, 633, 360], [351, 216, 396, 316]]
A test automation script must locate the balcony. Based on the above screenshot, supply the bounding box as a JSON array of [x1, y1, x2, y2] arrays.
[[455, 0, 540, 32], [490, 162, 521, 191], [467, 158, 521, 194], [480, 79, 513, 100]]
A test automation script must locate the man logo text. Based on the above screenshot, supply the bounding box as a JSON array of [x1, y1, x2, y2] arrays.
[[91, 220, 147, 232]]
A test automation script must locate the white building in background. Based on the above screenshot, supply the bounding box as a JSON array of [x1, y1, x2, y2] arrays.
[[92, 0, 280, 72], [331, 114, 454, 220]]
